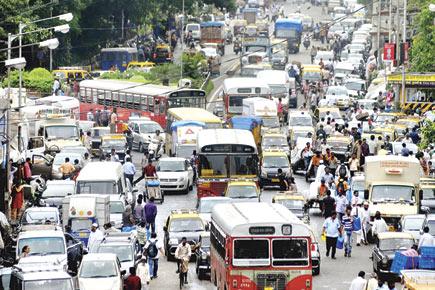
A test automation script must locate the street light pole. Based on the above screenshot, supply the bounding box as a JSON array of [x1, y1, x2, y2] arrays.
[[18, 23, 24, 109], [180, 0, 185, 80], [401, 0, 407, 107]]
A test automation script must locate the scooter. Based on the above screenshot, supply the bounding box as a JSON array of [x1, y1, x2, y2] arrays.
[[148, 139, 164, 161]]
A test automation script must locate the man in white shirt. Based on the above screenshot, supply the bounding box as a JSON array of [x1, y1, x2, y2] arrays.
[[418, 226, 434, 249], [87, 223, 104, 250], [349, 271, 367, 290], [144, 232, 165, 279], [319, 96, 328, 107], [372, 211, 388, 242]]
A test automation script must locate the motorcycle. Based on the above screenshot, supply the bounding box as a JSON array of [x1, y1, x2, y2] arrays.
[[148, 139, 164, 161], [303, 38, 311, 50], [233, 41, 241, 55], [26, 176, 46, 207]]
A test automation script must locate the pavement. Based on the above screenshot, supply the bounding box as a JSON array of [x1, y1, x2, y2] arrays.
[[129, 1, 403, 289]]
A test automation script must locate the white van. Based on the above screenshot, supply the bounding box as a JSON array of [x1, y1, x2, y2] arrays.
[[75, 162, 134, 204], [185, 23, 201, 40], [257, 70, 296, 108]]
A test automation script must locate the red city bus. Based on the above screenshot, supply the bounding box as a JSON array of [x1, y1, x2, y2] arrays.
[[211, 202, 313, 290], [196, 129, 259, 198], [79, 79, 206, 128]]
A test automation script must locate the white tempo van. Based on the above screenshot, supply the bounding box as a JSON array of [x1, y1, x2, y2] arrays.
[[76, 162, 134, 204], [185, 23, 201, 40]]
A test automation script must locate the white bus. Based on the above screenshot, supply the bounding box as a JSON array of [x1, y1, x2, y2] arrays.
[[222, 77, 271, 118], [210, 202, 313, 290]]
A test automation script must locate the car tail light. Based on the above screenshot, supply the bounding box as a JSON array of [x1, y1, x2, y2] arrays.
[[306, 279, 311, 288], [311, 243, 317, 252], [233, 279, 238, 288]]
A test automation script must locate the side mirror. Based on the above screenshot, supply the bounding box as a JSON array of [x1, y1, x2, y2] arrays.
[[419, 189, 423, 201], [121, 270, 126, 276], [364, 189, 369, 200], [163, 226, 167, 232]]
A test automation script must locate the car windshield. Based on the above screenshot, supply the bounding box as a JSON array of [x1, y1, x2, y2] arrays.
[[278, 199, 305, 210], [303, 71, 321, 80], [326, 140, 349, 149], [403, 218, 425, 231], [53, 154, 82, 165], [372, 185, 414, 203], [110, 201, 125, 214], [79, 260, 118, 278], [139, 123, 163, 134], [262, 117, 280, 128], [234, 239, 269, 261], [289, 116, 312, 126], [428, 221, 435, 235], [25, 279, 72, 290], [101, 139, 125, 148], [76, 181, 117, 195], [187, 25, 199, 31], [319, 111, 341, 119], [169, 218, 204, 232], [97, 245, 133, 262], [422, 188, 435, 199], [345, 82, 364, 91], [22, 210, 58, 225], [227, 185, 258, 199], [263, 137, 287, 147], [158, 160, 185, 172], [71, 219, 92, 232], [379, 238, 414, 251], [357, 102, 375, 110], [198, 199, 231, 213], [263, 156, 289, 168], [43, 184, 74, 198], [327, 87, 348, 96], [352, 180, 365, 192], [269, 85, 288, 95], [18, 237, 65, 256], [61, 147, 87, 155], [45, 126, 77, 140]]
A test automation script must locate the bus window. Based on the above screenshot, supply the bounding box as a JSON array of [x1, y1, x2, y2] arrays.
[[234, 239, 269, 260], [199, 155, 228, 177], [68, 72, 74, 80], [159, 100, 166, 114], [272, 239, 309, 266], [229, 155, 258, 175]]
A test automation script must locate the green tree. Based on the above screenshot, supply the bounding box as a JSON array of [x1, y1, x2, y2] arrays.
[[408, 6, 435, 72]]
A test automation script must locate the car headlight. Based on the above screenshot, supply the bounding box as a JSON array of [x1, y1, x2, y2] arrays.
[[169, 238, 179, 245], [201, 252, 207, 260], [382, 256, 388, 265]]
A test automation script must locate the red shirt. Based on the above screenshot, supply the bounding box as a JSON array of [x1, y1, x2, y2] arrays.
[[124, 275, 141, 290], [143, 164, 156, 177]]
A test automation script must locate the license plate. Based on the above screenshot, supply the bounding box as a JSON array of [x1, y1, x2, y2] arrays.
[[79, 232, 87, 238], [265, 287, 274, 290], [388, 226, 395, 232], [272, 178, 279, 182]]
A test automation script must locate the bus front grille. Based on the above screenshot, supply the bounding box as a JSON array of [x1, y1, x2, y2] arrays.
[[256, 273, 286, 290]]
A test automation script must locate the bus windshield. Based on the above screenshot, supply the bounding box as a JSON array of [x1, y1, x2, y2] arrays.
[[45, 125, 78, 140], [76, 181, 117, 195], [233, 239, 269, 266], [272, 238, 309, 266], [200, 154, 258, 177]]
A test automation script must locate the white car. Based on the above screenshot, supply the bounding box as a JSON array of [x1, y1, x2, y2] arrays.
[[325, 86, 351, 109], [129, 120, 165, 153], [78, 253, 124, 290], [157, 157, 194, 194]]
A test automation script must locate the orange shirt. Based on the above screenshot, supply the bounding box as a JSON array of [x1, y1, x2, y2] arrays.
[[311, 155, 323, 167]]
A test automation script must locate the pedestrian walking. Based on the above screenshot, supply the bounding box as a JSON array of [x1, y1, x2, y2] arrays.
[[137, 221, 147, 253], [372, 211, 388, 244], [123, 157, 136, 185], [110, 108, 118, 133], [95, 109, 101, 126], [136, 258, 150, 288], [144, 232, 165, 279], [361, 202, 370, 245], [87, 109, 94, 121], [342, 205, 354, 257], [87, 223, 104, 250], [124, 267, 142, 290], [11, 181, 24, 223], [323, 190, 336, 218], [335, 191, 347, 221], [144, 197, 157, 233], [322, 211, 342, 259], [23, 158, 32, 184], [418, 226, 435, 249], [349, 271, 367, 290], [73, 79, 79, 98], [100, 106, 110, 127]]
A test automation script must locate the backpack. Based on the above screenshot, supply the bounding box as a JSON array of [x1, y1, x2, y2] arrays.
[[147, 240, 158, 258], [338, 164, 347, 178]]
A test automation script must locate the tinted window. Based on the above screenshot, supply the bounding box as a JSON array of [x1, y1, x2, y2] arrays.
[[272, 239, 308, 266], [234, 239, 269, 259]]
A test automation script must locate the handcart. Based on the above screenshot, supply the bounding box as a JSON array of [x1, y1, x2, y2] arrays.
[[145, 177, 164, 203]]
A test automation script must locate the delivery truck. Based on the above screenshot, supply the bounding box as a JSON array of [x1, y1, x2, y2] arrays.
[[62, 194, 110, 247], [200, 22, 225, 55], [364, 156, 422, 231]]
